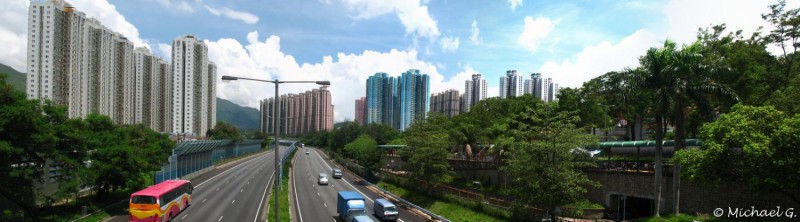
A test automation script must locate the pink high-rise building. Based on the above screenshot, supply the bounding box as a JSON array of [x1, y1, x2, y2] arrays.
[[260, 86, 333, 136], [355, 97, 366, 125]]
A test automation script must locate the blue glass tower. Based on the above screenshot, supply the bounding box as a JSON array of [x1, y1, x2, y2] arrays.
[[365, 70, 429, 131]]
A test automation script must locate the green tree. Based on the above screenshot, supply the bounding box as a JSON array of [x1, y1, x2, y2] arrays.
[[500, 104, 599, 221], [344, 135, 384, 175], [331, 121, 361, 153], [763, 0, 800, 90], [675, 105, 800, 205], [361, 123, 399, 145], [400, 112, 454, 193], [0, 73, 56, 220], [88, 119, 173, 199], [207, 121, 244, 142]]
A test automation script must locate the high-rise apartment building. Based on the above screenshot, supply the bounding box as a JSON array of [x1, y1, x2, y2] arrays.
[[536, 77, 551, 102], [499, 70, 523, 99], [397, 69, 430, 131], [463, 74, 487, 112], [549, 82, 560, 102], [430, 89, 461, 118], [172, 35, 214, 136], [115, 36, 135, 124], [134, 47, 171, 131], [27, 0, 208, 135], [260, 86, 333, 136], [355, 97, 366, 125], [366, 72, 397, 126], [365, 70, 429, 131]]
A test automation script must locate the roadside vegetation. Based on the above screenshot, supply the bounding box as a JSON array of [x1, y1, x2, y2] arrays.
[[267, 145, 296, 222], [377, 180, 509, 222]]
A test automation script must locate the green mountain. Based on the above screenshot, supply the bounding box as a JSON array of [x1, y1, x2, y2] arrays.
[[0, 63, 26, 92], [216, 97, 261, 130]]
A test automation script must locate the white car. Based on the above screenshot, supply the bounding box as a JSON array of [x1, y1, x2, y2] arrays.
[[318, 173, 329, 185], [305, 150, 309, 155]]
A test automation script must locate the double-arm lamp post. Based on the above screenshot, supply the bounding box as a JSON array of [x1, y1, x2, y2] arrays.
[[221, 75, 329, 222]]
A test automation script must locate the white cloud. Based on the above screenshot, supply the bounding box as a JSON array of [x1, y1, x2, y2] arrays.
[[0, 0, 29, 72], [440, 36, 460, 52], [509, 0, 523, 11], [470, 20, 482, 45], [663, 0, 800, 55], [538, 30, 659, 88], [518, 16, 555, 54], [204, 5, 259, 25], [157, 43, 172, 61], [340, 0, 440, 39], [149, 0, 195, 13], [208, 31, 471, 122]]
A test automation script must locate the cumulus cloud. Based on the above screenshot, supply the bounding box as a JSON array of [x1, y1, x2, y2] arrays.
[[204, 5, 259, 25], [470, 20, 482, 45], [518, 16, 555, 54], [157, 43, 172, 61], [538, 30, 659, 88], [509, 0, 523, 11], [340, 0, 440, 39], [150, 0, 195, 13], [0, 0, 29, 72], [208, 31, 471, 122], [440, 36, 460, 52]]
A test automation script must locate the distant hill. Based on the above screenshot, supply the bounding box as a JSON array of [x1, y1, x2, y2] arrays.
[[0, 63, 26, 92], [216, 97, 261, 130]]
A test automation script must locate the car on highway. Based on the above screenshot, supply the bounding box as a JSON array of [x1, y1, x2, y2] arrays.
[[318, 173, 329, 185], [333, 169, 343, 179], [305, 150, 309, 155]]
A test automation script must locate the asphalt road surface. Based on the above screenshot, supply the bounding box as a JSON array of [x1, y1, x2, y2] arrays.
[[291, 147, 427, 222], [108, 146, 290, 222]]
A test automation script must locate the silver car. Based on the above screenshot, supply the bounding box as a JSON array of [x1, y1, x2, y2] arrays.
[[318, 173, 329, 185]]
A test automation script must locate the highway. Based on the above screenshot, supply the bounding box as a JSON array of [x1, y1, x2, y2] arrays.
[[292, 147, 427, 222], [109, 146, 289, 222]]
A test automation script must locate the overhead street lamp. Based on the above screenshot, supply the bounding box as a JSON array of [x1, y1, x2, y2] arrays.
[[221, 75, 329, 222]]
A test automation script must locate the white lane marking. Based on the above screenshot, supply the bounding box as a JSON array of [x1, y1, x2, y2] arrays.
[[202, 198, 207, 203], [248, 181, 250, 185], [218, 216, 223, 221], [240, 189, 243, 193], [323, 203, 327, 208], [196, 152, 273, 188], [232, 200, 235, 204], [253, 171, 276, 222], [317, 193, 320, 196], [292, 154, 304, 222], [181, 214, 188, 220], [399, 219, 404, 222], [310, 149, 374, 203]]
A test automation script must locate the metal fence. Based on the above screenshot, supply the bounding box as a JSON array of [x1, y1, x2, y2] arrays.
[[155, 140, 265, 183]]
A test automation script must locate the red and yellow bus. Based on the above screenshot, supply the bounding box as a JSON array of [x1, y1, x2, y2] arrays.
[[129, 180, 193, 222]]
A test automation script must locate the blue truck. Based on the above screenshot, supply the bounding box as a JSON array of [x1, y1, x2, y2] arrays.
[[337, 191, 374, 222]]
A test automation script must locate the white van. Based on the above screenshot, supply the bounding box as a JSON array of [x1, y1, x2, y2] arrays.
[[373, 198, 398, 221]]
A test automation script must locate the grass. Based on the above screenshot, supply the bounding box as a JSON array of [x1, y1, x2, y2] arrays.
[[631, 213, 738, 222], [267, 148, 295, 222], [376, 181, 509, 222]]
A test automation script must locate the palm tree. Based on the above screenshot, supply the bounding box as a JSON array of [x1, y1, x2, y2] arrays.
[[663, 41, 739, 213], [636, 40, 739, 216], [637, 41, 674, 217]]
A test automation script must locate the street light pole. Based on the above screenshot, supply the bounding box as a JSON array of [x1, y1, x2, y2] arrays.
[[221, 75, 329, 222]]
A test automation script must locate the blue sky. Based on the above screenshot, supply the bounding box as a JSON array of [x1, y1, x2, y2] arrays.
[[0, 0, 796, 121]]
